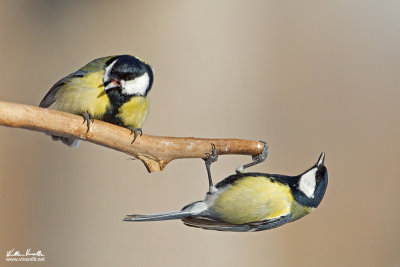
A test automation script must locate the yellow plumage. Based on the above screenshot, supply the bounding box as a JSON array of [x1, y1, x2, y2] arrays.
[[40, 55, 154, 146], [49, 61, 150, 128], [52, 71, 109, 118], [124, 152, 328, 232], [117, 96, 149, 128], [212, 176, 293, 224], [290, 201, 313, 222]]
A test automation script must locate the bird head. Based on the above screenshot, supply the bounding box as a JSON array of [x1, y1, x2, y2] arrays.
[[293, 152, 328, 208], [103, 55, 153, 96]]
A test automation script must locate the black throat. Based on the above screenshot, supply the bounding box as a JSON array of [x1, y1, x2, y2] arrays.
[[103, 89, 134, 126]]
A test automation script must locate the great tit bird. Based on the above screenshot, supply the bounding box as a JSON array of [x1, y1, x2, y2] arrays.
[[124, 145, 328, 232], [39, 55, 154, 147]]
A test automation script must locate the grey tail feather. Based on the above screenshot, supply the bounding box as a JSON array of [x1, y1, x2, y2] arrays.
[[124, 210, 195, 222], [51, 135, 80, 148]]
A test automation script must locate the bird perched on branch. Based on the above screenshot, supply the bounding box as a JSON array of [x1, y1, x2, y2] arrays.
[[124, 144, 328, 232], [39, 55, 154, 147]]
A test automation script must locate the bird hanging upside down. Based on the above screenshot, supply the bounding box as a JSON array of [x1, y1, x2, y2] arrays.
[[124, 143, 328, 232]]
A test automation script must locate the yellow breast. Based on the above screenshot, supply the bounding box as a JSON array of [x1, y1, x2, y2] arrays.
[[52, 71, 109, 118], [212, 176, 294, 224], [117, 96, 149, 128], [289, 201, 313, 222]]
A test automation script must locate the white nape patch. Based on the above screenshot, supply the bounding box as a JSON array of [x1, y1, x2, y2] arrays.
[[299, 168, 317, 198], [103, 59, 118, 83], [189, 202, 208, 215], [121, 72, 150, 96]]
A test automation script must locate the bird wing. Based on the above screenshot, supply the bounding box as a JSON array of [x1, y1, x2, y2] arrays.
[[181, 213, 292, 232], [39, 69, 87, 108]]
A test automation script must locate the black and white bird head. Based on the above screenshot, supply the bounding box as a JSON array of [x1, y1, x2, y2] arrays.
[[103, 55, 153, 96], [293, 152, 328, 208]]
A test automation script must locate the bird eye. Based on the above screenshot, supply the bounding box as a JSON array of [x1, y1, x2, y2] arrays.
[[316, 171, 322, 182]]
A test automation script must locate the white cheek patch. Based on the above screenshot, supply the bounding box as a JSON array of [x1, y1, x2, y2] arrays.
[[121, 72, 150, 96], [299, 168, 317, 198], [103, 59, 118, 83]]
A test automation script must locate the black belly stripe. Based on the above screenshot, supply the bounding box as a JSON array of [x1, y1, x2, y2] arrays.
[[103, 89, 134, 127]]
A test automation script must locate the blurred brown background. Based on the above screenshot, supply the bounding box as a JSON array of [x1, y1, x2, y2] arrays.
[[1, 1, 399, 266]]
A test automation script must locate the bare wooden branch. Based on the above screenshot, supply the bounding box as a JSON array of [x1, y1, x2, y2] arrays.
[[0, 101, 265, 172]]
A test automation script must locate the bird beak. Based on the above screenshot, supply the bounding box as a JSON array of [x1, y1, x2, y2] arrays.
[[104, 79, 121, 91], [317, 152, 325, 167], [103, 59, 119, 91]]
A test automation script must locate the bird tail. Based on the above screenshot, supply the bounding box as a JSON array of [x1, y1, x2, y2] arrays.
[[124, 211, 194, 222], [51, 135, 80, 148], [124, 201, 207, 222]]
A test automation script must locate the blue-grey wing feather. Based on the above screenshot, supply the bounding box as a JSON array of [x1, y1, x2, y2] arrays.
[[182, 214, 292, 232], [39, 69, 87, 108]]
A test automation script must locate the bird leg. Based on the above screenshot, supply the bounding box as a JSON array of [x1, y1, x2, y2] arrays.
[[235, 141, 268, 173], [82, 112, 95, 133], [202, 143, 218, 193]]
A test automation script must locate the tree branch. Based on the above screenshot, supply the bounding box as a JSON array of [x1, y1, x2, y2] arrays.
[[0, 101, 265, 172]]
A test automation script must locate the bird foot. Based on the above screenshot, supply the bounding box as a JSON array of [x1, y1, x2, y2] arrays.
[[82, 112, 95, 133], [127, 127, 143, 144], [203, 144, 218, 191], [236, 141, 268, 173]]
